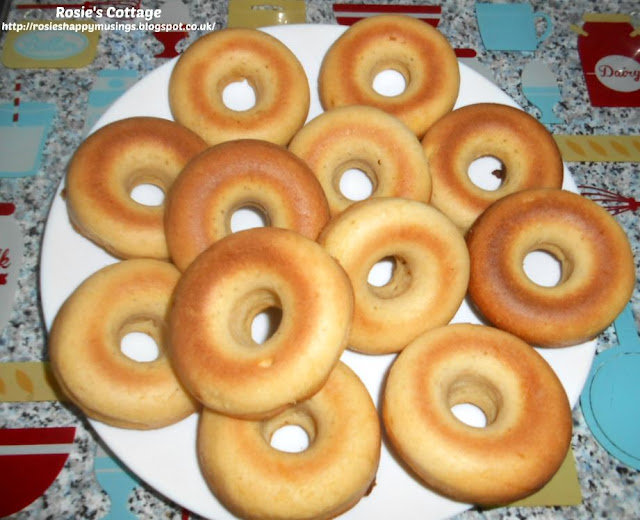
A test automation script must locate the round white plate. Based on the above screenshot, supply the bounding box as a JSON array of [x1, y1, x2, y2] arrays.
[[40, 24, 595, 520]]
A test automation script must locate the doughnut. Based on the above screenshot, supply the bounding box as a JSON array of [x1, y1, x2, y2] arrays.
[[319, 197, 469, 354], [421, 103, 564, 232], [382, 323, 572, 505], [318, 14, 460, 138], [168, 227, 354, 419], [466, 188, 636, 347], [288, 105, 431, 217], [165, 139, 330, 272], [197, 362, 381, 520], [49, 259, 199, 430], [169, 27, 310, 146], [65, 116, 207, 260]]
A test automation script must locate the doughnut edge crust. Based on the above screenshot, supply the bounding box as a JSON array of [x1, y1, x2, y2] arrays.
[[466, 188, 636, 347], [288, 105, 432, 217], [318, 14, 460, 138], [169, 27, 310, 146], [169, 227, 354, 419], [165, 139, 330, 272], [382, 323, 572, 505], [65, 116, 208, 260], [319, 197, 469, 354], [49, 259, 199, 430], [197, 362, 381, 520], [422, 103, 564, 233]]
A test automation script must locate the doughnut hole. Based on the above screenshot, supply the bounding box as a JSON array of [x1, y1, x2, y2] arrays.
[[118, 316, 164, 362], [126, 168, 172, 207], [371, 60, 410, 97], [522, 243, 573, 288], [263, 408, 317, 453], [230, 288, 283, 348], [447, 374, 502, 429], [367, 255, 412, 298], [229, 203, 270, 233], [335, 159, 376, 202], [467, 155, 506, 191], [220, 75, 257, 111]]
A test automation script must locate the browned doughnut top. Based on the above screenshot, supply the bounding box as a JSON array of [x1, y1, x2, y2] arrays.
[[49, 259, 199, 429], [466, 188, 635, 347], [198, 362, 381, 520], [169, 27, 310, 146], [288, 105, 431, 217], [319, 197, 469, 354], [422, 103, 564, 232], [383, 324, 572, 505], [165, 139, 330, 272], [318, 14, 460, 138], [65, 116, 207, 260], [168, 227, 354, 419]]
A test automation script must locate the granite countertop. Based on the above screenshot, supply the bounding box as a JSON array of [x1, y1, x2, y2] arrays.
[[1, 0, 639, 519]]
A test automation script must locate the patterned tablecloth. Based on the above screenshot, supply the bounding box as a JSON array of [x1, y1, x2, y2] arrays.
[[0, 1, 638, 519]]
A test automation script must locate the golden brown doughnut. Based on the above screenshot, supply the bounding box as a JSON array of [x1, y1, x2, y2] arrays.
[[65, 116, 207, 260], [197, 362, 381, 520], [288, 105, 431, 217], [466, 188, 636, 347], [422, 103, 564, 232], [49, 259, 199, 430], [168, 227, 354, 419], [165, 139, 330, 272], [318, 14, 460, 138], [383, 323, 572, 505], [319, 197, 469, 354], [169, 27, 310, 146]]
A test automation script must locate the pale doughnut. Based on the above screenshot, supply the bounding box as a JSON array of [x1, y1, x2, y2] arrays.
[[383, 323, 572, 505], [197, 362, 381, 520], [318, 14, 460, 138], [65, 116, 207, 260], [168, 227, 354, 419], [165, 139, 330, 272], [49, 259, 199, 430], [288, 105, 431, 216], [422, 103, 564, 232], [466, 188, 636, 347], [319, 197, 469, 354], [169, 27, 310, 146]]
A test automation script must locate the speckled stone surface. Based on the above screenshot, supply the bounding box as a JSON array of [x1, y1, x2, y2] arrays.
[[0, 1, 638, 519]]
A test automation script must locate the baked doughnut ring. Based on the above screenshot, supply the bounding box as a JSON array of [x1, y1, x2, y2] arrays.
[[165, 139, 330, 272], [49, 259, 199, 430], [319, 197, 469, 354], [318, 14, 460, 138], [466, 188, 636, 347], [198, 362, 381, 520], [383, 323, 572, 506], [422, 103, 564, 232], [65, 116, 207, 260], [288, 105, 431, 217], [169, 27, 310, 146], [169, 227, 354, 419]]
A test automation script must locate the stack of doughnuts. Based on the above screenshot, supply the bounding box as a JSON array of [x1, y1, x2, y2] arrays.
[[49, 14, 637, 520]]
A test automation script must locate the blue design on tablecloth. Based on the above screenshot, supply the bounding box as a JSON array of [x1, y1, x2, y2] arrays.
[[0, 101, 56, 178]]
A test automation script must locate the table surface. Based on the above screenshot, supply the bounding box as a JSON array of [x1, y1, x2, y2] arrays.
[[1, 1, 639, 519]]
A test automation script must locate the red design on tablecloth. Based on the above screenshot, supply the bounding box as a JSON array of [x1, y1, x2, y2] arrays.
[[579, 185, 640, 215], [0, 203, 15, 216], [576, 15, 640, 107], [332, 3, 476, 59], [333, 3, 442, 26], [0, 203, 16, 287], [0, 427, 76, 516]]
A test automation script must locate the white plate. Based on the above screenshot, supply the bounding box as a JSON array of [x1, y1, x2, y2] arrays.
[[40, 24, 596, 520]]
